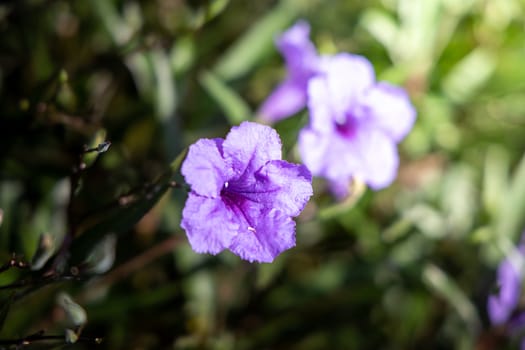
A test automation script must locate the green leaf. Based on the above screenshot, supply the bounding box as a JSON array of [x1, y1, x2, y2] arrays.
[[56, 292, 87, 327], [199, 70, 252, 125], [422, 263, 481, 335], [0, 294, 14, 332], [31, 233, 55, 271], [496, 152, 525, 242], [83, 234, 117, 274], [442, 48, 496, 103], [170, 147, 188, 173], [212, 1, 297, 81], [482, 145, 510, 219], [151, 49, 177, 122]]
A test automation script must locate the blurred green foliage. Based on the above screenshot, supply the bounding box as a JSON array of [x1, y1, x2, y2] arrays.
[[0, 0, 525, 349]]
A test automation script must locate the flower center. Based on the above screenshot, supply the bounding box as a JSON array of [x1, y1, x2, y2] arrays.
[[335, 112, 358, 137], [220, 181, 257, 233]]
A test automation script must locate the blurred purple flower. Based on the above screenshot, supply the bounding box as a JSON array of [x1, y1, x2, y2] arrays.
[[258, 20, 320, 123], [298, 53, 416, 195], [488, 257, 522, 325], [180, 121, 313, 263], [488, 239, 525, 326]]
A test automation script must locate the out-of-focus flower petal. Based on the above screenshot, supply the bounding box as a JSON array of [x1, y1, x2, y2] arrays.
[[300, 126, 398, 190], [181, 138, 229, 197], [258, 20, 319, 123], [299, 52, 414, 196], [299, 128, 360, 180], [223, 121, 282, 179], [488, 258, 522, 325], [360, 82, 417, 142], [306, 75, 336, 133], [180, 194, 240, 254], [277, 20, 318, 81], [351, 127, 399, 190], [316, 54, 375, 121], [328, 177, 353, 200], [229, 209, 296, 263], [258, 79, 307, 122]]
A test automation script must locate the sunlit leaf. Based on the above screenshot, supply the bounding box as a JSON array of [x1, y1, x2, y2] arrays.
[[213, 1, 297, 81], [199, 70, 252, 125]]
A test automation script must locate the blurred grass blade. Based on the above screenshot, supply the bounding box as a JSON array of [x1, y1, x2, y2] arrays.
[[126, 51, 153, 99], [213, 1, 297, 81], [360, 9, 398, 61], [171, 36, 196, 76], [151, 49, 177, 122], [205, 0, 230, 22], [442, 48, 496, 103], [440, 164, 476, 238], [57, 292, 87, 327], [199, 70, 252, 125], [84, 234, 117, 274], [0, 294, 14, 332], [482, 145, 510, 219], [422, 263, 481, 334], [170, 147, 188, 173], [496, 152, 525, 241], [184, 0, 229, 28], [92, 0, 134, 45], [31, 233, 55, 271]]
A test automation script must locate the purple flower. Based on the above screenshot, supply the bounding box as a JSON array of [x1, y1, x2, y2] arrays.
[[488, 239, 525, 326], [258, 21, 320, 123], [488, 257, 522, 325], [180, 121, 313, 263], [298, 53, 416, 195]]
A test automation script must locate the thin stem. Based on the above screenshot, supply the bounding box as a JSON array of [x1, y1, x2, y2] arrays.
[[12, 275, 82, 302], [50, 142, 90, 273], [0, 330, 102, 346], [0, 255, 29, 274]]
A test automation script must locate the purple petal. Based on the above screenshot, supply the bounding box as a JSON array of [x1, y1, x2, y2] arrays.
[[297, 128, 330, 175], [508, 312, 525, 334], [306, 53, 376, 132], [223, 121, 282, 179], [317, 54, 375, 120], [360, 82, 416, 142], [252, 160, 313, 217], [181, 138, 229, 197], [228, 209, 296, 263], [488, 258, 522, 325], [258, 20, 319, 123], [299, 126, 398, 190], [298, 128, 356, 179], [351, 127, 399, 190], [277, 20, 318, 82], [180, 193, 240, 255], [258, 79, 307, 122], [328, 177, 352, 200], [306, 75, 337, 134]]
